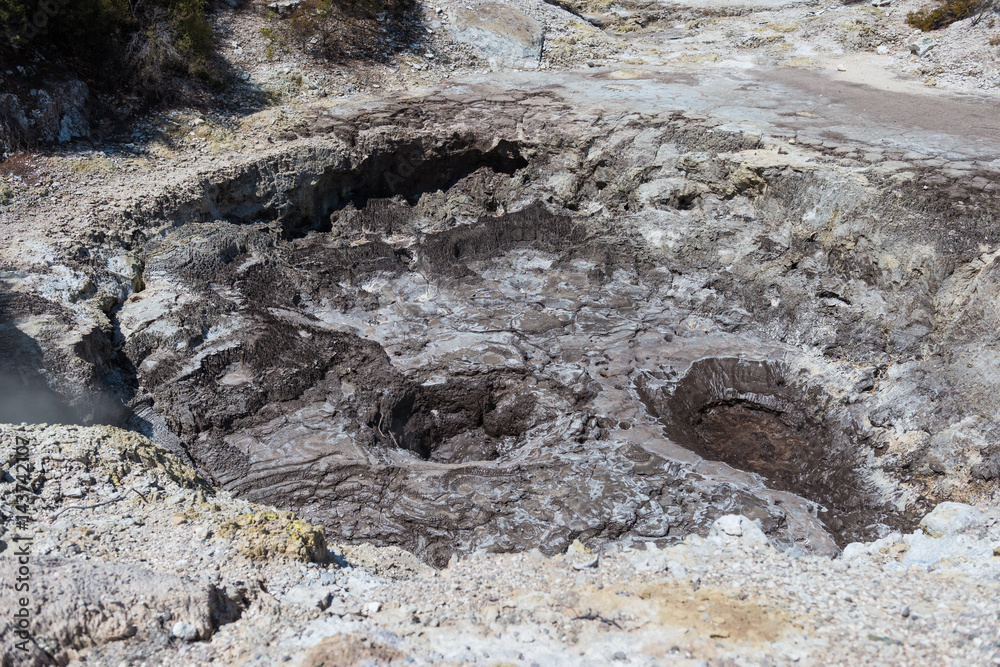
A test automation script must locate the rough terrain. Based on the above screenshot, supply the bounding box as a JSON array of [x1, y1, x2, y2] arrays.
[[2, 0, 1000, 663], [2, 425, 999, 666]]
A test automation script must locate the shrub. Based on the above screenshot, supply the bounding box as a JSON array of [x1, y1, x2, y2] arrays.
[[269, 0, 422, 63], [259, 26, 285, 60], [907, 0, 988, 30], [1, 0, 215, 99]]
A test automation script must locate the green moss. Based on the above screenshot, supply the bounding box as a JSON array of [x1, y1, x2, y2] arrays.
[[907, 0, 985, 30]]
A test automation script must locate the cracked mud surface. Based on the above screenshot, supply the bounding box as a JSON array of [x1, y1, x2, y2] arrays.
[[117, 171, 827, 565], [2, 51, 1000, 571], [36, 90, 989, 563]]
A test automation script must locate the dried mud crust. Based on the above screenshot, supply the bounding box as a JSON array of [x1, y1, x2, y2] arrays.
[[97, 108, 1000, 563], [116, 178, 796, 566], [2, 82, 1000, 566]]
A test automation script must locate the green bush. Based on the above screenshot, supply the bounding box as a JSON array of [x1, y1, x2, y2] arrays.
[[0, 0, 29, 32], [271, 0, 421, 63]]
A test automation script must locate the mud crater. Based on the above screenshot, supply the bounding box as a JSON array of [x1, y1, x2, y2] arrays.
[[638, 358, 908, 545], [369, 373, 537, 464], [279, 139, 529, 239], [93, 126, 942, 563]]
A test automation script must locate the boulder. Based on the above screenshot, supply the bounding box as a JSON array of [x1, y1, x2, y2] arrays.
[[708, 515, 772, 548], [281, 584, 335, 610], [450, 2, 543, 70], [908, 36, 937, 58], [918, 501, 979, 538], [171, 621, 199, 642]]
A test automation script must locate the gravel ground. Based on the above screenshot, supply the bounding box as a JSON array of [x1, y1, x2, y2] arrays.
[[2, 424, 998, 666]]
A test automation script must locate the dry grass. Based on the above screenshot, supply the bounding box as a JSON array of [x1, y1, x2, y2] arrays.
[[0, 152, 39, 180], [69, 155, 118, 175], [264, 0, 424, 64], [193, 123, 237, 154]]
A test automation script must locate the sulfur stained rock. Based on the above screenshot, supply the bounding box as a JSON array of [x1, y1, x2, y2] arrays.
[[64, 427, 212, 493], [216, 511, 329, 563]]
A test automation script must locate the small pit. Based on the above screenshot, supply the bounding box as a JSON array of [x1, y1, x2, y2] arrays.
[[370, 375, 537, 464], [279, 139, 529, 239], [639, 357, 911, 545]]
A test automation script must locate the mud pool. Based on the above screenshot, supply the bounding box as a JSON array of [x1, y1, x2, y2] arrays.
[[6, 83, 998, 566], [104, 128, 927, 565]]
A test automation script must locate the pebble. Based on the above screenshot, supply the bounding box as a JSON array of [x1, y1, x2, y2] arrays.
[[170, 621, 199, 642]]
